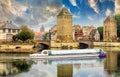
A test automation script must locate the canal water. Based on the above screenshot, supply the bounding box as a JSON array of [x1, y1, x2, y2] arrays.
[[0, 47, 120, 77]]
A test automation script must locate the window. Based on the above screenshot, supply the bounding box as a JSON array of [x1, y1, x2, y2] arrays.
[[8, 29, 11, 33], [17, 30, 20, 33], [13, 30, 16, 33], [3, 29, 5, 33]]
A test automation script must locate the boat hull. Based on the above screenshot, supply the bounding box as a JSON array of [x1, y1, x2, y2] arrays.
[[30, 54, 99, 59]]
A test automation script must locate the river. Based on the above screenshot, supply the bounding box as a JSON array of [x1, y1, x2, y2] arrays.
[[0, 47, 120, 77]]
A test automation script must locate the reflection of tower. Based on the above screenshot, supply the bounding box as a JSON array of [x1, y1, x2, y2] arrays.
[[40, 26, 45, 32], [103, 16, 117, 42], [57, 7, 73, 42], [104, 51, 117, 75], [57, 64, 73, 77]]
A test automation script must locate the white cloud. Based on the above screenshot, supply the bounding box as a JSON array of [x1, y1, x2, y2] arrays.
[[105, 9, 112, 16], [88, 16, 94, 21], [88, 0, 99, 14], [69, 0, 77, 6], [73, 15, 80, 19], [115, 0, 120, 14], [0, 0, 12, 21], [46, 6, 57, 13], [0, 0, 63, 31], [12, 5, 28, 16]]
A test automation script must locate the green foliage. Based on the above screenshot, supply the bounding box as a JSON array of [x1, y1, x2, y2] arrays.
[[97, 26, 103, 40], [15, 25, 34, 42], [18, 31, 32, 41], [18, 40, 23, 44], [12, 60, 33, 72], [115, 14, 120, 37], [43, 32, 50, 40], [30, 40, 37, 44]]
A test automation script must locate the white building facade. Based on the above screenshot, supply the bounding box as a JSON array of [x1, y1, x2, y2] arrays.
[[0, 21, 20, 41]]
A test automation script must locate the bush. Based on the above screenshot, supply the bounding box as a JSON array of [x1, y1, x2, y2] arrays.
[[31, 40, 37, 45], [18, 40, 23, 44]]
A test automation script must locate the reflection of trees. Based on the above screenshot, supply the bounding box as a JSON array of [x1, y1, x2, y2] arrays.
[[104, 47, 119, 77], [95, 47, 120, 76], [0, 59, 33, 76], [12, 59, 33, 72], [116, 54, 120, 77]]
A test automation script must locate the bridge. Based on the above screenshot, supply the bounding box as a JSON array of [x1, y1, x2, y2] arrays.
[[38, 40, 50, 46], [37, 40, 93, 49], [77, 40, 93, 48], [38, 40, 93, 47], [36, 41, 50, 51], [79, 40, 93, 45]]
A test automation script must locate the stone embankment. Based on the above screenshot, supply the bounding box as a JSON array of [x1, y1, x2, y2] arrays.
[[93, 42, 120, 47], [0, 44, 36, 53]]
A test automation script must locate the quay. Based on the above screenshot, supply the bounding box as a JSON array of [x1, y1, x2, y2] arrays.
[[0, 44, 36, 53], [93, 42, 120, 47], [0, 41, 120, 53]]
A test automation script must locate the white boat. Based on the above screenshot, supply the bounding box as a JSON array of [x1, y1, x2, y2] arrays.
[[47, 59, 104, 65], [29, 49, 106, 59], [32, 58, 104, 65]]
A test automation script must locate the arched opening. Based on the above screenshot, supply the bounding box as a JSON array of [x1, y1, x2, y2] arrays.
[[117, 54, 120, 68], [78, 43, 88, 49], [35, 43, 49, 52]]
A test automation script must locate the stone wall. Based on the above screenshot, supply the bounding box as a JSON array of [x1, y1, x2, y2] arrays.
[[57, 8, 73, 42], [103, 16, 117, 42], [93, 42, 120, 47], [50, 41, 79, 48], [0, 44, 36, 53]]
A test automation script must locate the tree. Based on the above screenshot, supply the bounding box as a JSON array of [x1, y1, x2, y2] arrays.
[[115, 14, 120, 38], [42, 32, 50, 40], [18, 31, 32, 41], [20, 25, 34, 39], [15, 25, 34, 42], [97, 26, 103, 40]]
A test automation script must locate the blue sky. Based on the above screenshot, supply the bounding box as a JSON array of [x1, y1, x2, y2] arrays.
[[0, 0, 119, 31], [62, 0, 115, 26]]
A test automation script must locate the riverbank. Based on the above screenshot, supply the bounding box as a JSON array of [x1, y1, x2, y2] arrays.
[[93, 42, 120, 47], [0, 44, 36, 53], [1, 42, 120, 53]]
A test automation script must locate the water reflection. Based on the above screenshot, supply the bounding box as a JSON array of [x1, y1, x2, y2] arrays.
[[99, 47, 120, 77], [57, 64, 73, 77], [0, 59, 33, 76], [32, 58, 104, 77], [1, 47, 120, 77], [57, 58, 105, 77]]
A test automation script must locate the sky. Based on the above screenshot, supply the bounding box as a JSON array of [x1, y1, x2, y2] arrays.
[[0, 0, 120, 31]]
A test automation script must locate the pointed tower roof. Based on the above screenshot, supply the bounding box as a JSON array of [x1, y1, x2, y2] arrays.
[[57, 7, 71, 16], [104, 15, 116, 23]]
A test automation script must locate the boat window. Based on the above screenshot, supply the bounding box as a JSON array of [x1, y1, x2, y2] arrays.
[[43, 51, 48, 54]]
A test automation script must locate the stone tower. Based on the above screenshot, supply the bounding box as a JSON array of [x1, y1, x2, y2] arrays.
[[40, 25, 45, 32], [103, 16, 117, 42], [57, 7, 73, 42]]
